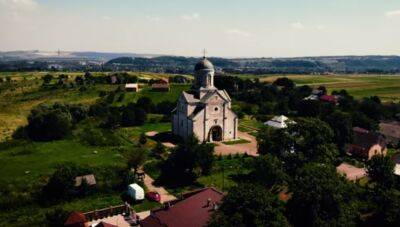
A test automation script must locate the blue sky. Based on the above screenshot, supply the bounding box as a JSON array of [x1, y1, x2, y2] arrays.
[[1, 0, 400, 57]]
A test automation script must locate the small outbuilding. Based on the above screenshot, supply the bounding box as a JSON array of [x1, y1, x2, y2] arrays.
[[127, 183, 144, 201], [75, 174, 96, 187], [125, 83, 139, 92], [151, 78, 170, 91]]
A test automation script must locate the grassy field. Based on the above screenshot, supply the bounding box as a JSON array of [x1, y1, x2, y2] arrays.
[[0, 71, 189, 141], [245, 74, 400, 102]]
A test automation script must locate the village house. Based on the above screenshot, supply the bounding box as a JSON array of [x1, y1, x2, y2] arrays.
[[379, 121, 400, 145], [346, 127, 387, 160], [140, 187, 224, 227], [151, 78, 170, 91]]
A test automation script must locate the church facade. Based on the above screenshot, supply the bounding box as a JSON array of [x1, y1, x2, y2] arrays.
[[172, 58, 238, 142]]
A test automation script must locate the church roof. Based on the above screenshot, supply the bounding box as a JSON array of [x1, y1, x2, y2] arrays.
[[200, 89, 231, 103], [194, 58, 214, 71], [181, 91, 199, 103]]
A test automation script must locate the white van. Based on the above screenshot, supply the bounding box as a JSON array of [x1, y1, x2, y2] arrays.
[[127, 183, 145, 200]]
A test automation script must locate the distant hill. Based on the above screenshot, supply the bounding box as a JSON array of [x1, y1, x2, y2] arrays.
[[1, 50, 400, 74]]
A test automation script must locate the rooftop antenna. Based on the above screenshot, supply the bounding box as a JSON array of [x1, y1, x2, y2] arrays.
[[203, 49, 207, 59]]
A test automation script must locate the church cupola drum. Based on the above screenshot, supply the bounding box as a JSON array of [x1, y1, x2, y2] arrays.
[[172, 57, 238, 142]]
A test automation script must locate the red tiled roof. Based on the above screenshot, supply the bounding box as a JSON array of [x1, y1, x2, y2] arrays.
[[319, 95, 338, 103], [64, 211, 87, 226], [141, 188, 224, 227], [95, 221, 117, 227]]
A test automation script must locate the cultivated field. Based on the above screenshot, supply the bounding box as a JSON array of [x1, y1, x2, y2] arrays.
[[250, 74, 400, 102]]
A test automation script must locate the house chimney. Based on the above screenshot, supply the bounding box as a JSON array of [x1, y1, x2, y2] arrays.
[[207, 198, 212, 207]]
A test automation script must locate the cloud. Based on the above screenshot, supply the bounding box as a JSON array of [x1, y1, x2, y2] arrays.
[[146, 15, 161, 22], [226, 29, 254, 37], [291, 22, 305, 30], [0, 0, 38, 11], [181, 13, 200, 21], [386, 10, 400, 18]]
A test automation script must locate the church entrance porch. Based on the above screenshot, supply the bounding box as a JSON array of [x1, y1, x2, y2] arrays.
[[209, 126, 223, 142]]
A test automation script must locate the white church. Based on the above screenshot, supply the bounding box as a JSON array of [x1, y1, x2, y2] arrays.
[[172, 57, 238, 142]]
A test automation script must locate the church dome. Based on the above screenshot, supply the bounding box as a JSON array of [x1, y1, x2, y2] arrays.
[[194, 58, 214, 71]]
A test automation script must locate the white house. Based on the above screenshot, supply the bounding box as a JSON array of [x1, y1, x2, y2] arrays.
[[127, 183, 144, 200], [264, 115, 294, 129]]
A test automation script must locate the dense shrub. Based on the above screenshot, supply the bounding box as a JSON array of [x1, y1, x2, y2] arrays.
[[26, 104, 72, 141]]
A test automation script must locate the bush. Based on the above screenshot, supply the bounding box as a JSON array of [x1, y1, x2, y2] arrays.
[[26, 104, 72, 141]]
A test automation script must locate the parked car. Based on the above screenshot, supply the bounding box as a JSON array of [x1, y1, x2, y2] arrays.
[[146, 191, 161, 202]]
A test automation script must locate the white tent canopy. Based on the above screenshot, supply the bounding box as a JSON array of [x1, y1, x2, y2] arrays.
[[264, 115, 294, 129], [127, 183, 144, 200]]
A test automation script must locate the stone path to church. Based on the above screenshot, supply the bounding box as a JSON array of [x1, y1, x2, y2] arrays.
[[214, 131, 258, 156]]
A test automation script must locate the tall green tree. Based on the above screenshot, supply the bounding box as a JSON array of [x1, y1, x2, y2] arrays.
[[287, 163, 358, 227], [366, 155, 395, 188], [209, 184, 289, 227]]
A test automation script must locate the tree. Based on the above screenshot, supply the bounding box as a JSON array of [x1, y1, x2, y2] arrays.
[[121, 107, 136, 126], [45, 207, 70, 227], [209, 184, 289, 227], [126, 148, 147, 176], [273, 77, 295, 90], [26, 104, 72, 141], [152, 141, 165, 158], [251, 155, 288, 189], [134, 108, 147, 125], [139, 133, 147, 145], [136, 97, 154, 113], [41, 164, 82, 202], [42, 74, 53, 85], [325, 110, 353, 153], [258, 118, 339, 173], [287, 163, 358, 227], [366, 155, 395, 188], [75, 76, 84, 85], [160, 136, 215, 186]]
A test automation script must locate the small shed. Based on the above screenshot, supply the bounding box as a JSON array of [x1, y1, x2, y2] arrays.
[[75, 174, 96, 187], [127, 183, 144, 200], [125, 83, 139, 92]]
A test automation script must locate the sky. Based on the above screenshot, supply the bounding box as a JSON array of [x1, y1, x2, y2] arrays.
[[0, 0, 400, 58]]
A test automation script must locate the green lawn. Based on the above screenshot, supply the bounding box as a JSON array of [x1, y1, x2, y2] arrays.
[[222, 138, 251, 145], [0, 139, 126, 186]]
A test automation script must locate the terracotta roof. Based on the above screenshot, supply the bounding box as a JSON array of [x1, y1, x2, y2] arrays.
[[319, 95, 339, 103], [64, 211, 87, 226], [141, 188, 224, 227], [95, 221, 117, 227]]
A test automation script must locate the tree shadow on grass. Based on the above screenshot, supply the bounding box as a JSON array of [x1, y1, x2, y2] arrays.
[[150, 132, 181, 144]]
